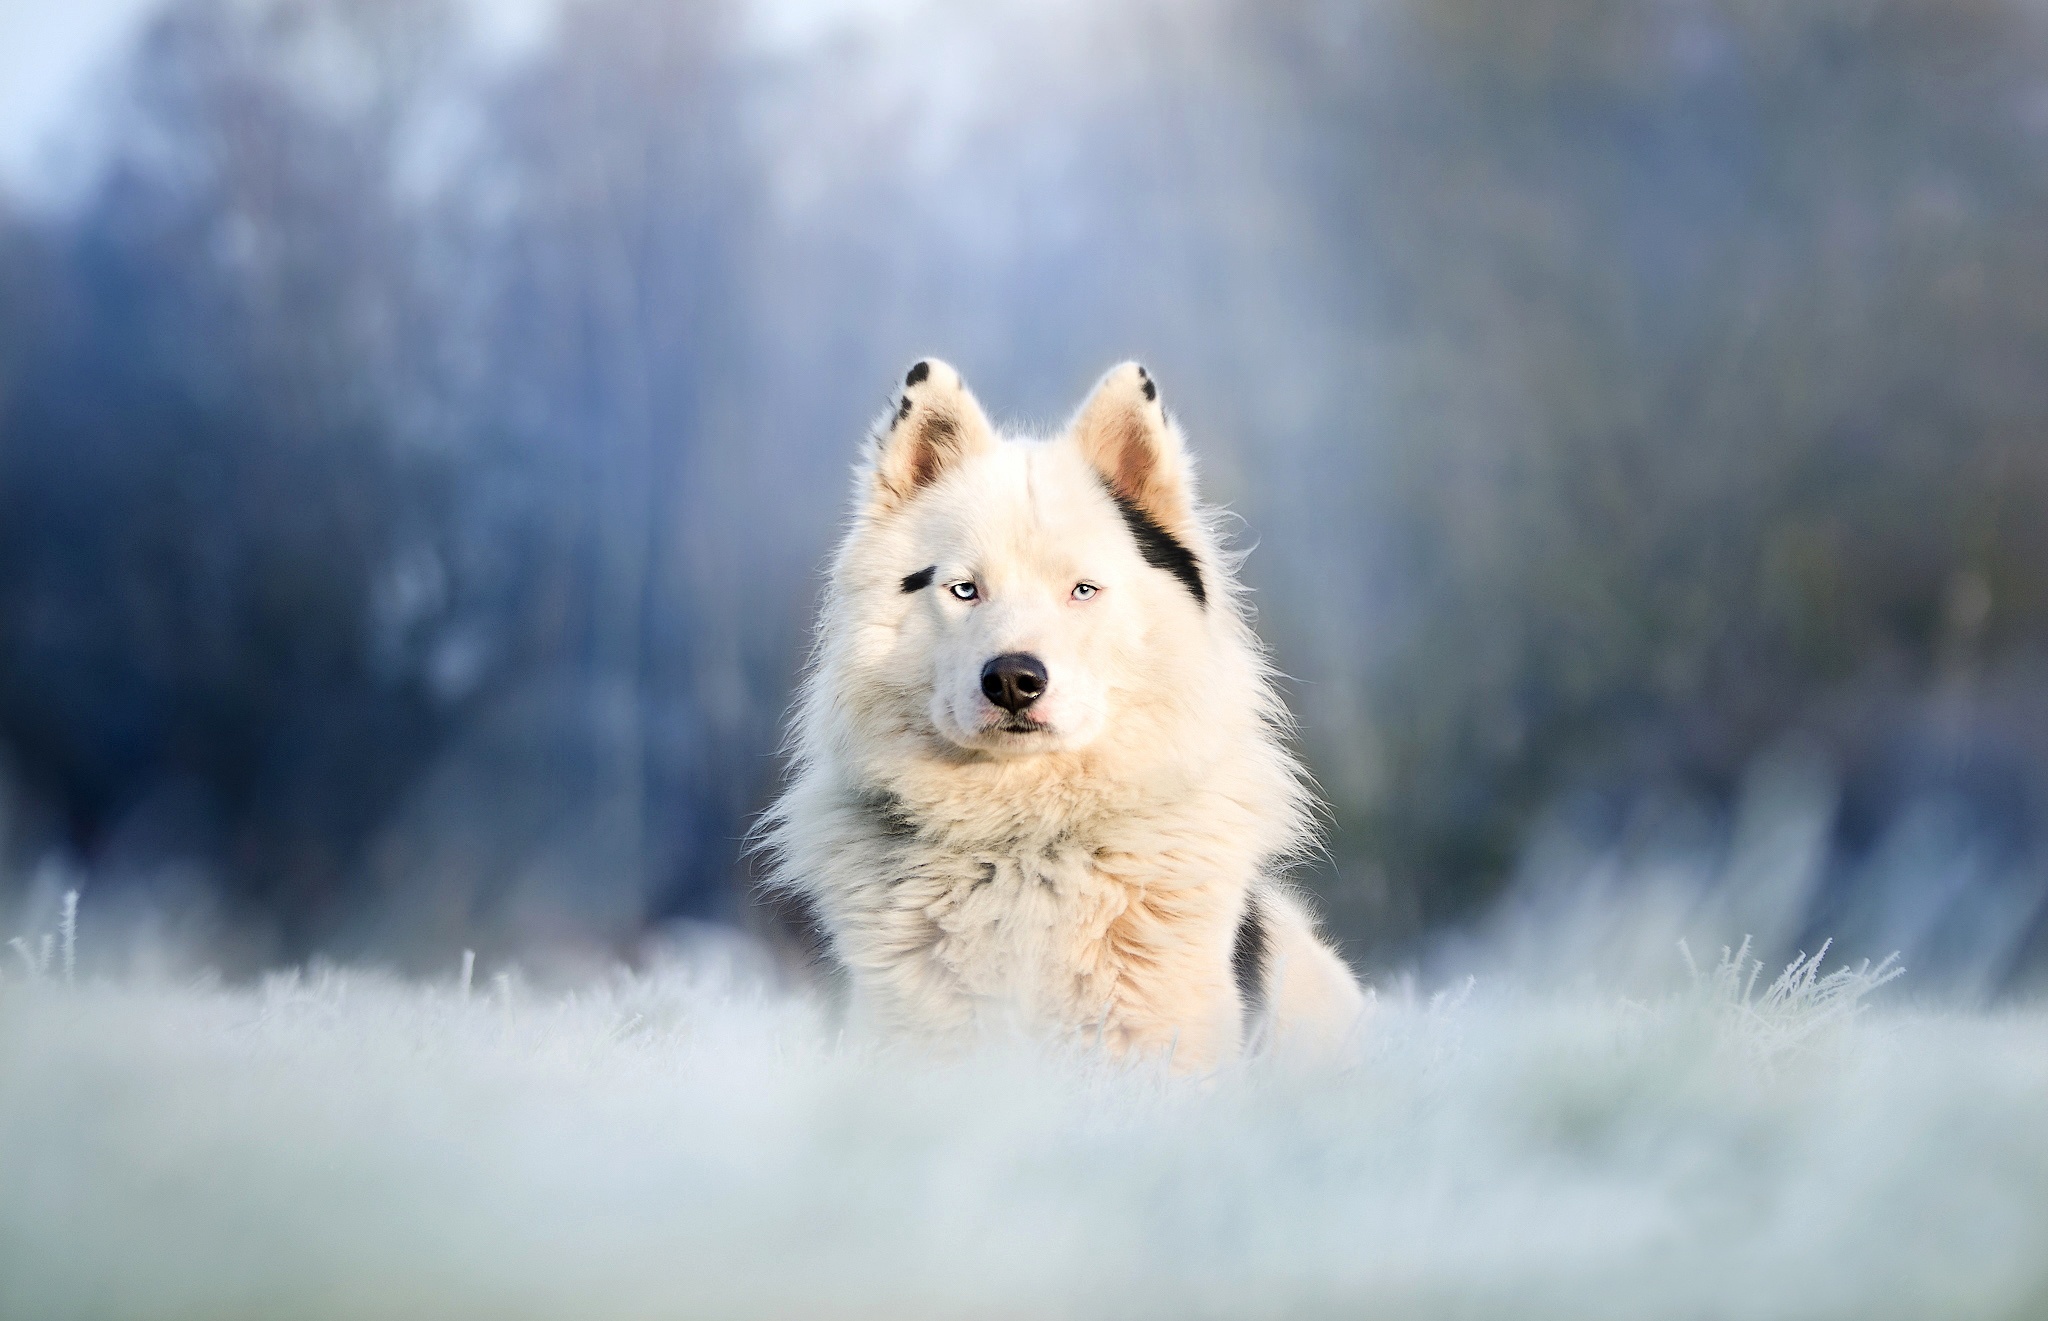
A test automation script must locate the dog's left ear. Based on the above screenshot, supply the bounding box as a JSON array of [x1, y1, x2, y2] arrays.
[[1068, 362, 1196, 538]]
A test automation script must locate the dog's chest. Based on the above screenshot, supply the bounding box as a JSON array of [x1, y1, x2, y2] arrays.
[[915, 843, 1130, 1017]]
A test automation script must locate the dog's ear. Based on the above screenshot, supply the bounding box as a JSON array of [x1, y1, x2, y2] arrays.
[[867, 359, 996, 506], [1068, 361, 1195, 537]]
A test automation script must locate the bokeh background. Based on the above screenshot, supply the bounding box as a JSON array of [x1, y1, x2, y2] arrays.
[[2, 0, 2046, 994]]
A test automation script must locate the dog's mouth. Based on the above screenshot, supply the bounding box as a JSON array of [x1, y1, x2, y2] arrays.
[[935, 692, 1064, 750]]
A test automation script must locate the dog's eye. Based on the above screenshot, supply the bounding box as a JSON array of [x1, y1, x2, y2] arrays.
[[948, 581, 979, 602], [1071, 582, 1099, 601]]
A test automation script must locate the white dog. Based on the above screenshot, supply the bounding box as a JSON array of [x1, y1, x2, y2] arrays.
[[761, 359, 1366, 1069]]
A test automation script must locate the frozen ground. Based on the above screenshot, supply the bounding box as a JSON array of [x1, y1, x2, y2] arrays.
[[1, 926, 2045, 1320]]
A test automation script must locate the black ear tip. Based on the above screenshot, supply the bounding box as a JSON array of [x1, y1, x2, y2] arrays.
[[1141, 377, 1158, 402], [906, 361, 931, 387]]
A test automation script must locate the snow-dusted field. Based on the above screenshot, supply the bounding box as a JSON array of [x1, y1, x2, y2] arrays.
[[2, 931, 2045, 1321]]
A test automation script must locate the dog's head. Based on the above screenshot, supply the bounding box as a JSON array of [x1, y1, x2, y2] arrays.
[[828, 359, 1219, 761]]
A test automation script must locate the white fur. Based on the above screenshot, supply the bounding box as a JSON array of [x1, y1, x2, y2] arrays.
[[761, 359, 1366, 1069]]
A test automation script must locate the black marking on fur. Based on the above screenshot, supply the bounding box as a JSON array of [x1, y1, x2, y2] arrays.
[[1141, 377, 1157, 402], [900, 566, 936, 594], [1233, 894, 1269, 1031], [896, 395, 913, 423], [1110, 491, 1206, 606], [859, 790, 919, 839], [906, 360, 931, 387], [976, 862, 997, 888]]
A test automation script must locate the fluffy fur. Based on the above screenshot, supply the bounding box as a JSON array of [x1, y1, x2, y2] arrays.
[[760, 359, 1366, 1069]]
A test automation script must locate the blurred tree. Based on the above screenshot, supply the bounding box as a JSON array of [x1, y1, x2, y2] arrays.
[[0, 0, 766, 966], [1249, 0, 2048, 956]]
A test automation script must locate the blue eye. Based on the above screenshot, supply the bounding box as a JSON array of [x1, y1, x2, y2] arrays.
[[948, 581, 979, 602], [1071, 582, 1099, 600]]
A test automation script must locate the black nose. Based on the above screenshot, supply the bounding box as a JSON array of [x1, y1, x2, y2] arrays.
[[980, 653, 1048, 713]]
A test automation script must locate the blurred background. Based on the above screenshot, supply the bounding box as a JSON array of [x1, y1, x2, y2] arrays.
[[1, 0, 2045, 995]]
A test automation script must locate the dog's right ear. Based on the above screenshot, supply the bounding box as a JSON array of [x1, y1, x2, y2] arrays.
[[865, 359, 996, 507]]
